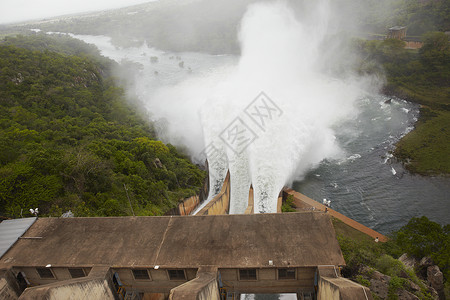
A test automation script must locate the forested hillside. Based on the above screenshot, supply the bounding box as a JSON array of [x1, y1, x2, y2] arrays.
[[4, 0, 447, 54], [0, 35, 205, 218]]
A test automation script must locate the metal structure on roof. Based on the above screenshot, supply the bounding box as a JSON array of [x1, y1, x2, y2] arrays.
[[0, 217, 37, 258]]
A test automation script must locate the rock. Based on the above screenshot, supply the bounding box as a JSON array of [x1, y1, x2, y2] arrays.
[[399, 269, 410, 279], [420, 256, 433, 267], [399, 253, 417, 270], [427, 266, 444, 290], [369, 271, 391, 299], [398, 289, 420, 300], [427, 265, 445, 300], [428, 286, 439, 300], [407, 280, 420, 292], [360, 265, 373, 276], [417, 257, 434, 280], [153, 158, 164, 169], [372, 270, 391, 281]]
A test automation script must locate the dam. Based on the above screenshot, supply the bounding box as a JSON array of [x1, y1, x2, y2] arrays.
[[0, 169, 386, 300]]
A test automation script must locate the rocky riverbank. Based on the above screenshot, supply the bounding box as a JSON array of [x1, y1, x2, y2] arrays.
[[357, 254, 446, 300]]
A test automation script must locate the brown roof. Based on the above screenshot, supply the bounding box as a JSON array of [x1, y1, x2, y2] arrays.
[[0, 212, 345, 268]]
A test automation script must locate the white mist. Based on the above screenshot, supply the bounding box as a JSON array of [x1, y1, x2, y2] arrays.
[[118, 0, 374, 213], [211, 0, 365, 213]]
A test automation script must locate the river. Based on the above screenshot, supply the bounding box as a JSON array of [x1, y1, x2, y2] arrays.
[[59, 32, 449, 235]]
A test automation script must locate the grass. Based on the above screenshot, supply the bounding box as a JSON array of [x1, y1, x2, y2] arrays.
[[386, 78, 450, 176], [332, 217, 375, 243], [394, 108, 450, 175], [281, 194, 297, 212]]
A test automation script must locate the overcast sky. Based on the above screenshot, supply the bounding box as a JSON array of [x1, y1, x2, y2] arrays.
[[0, 0, 156, 24]]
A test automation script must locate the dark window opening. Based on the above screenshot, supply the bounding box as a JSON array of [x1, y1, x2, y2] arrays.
[[68, 268, 85, 278], [36, 268, 54, 279], [113, 272, 125, 298], [239, 269, 257, 280], [16, 272, 29, 292], [168, 269, 186, 280], [132, 269, 150, 280], [278, 268, 296, 280]]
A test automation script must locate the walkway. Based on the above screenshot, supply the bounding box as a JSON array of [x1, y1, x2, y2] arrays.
[[283, 188, 388, 242]]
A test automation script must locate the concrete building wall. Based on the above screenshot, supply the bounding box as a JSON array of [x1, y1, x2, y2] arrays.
[[318, 276, 372, 300], [18, 266, 116, 300], [244, 185, 254, 214], [0, 269, 21, 300], [167, 196, 200, 216], [317, 277, 340, 300], [0, 278, 19, 300], [277, 196, 282, 213], [169, 266, 220, 300], [12, 267, 91, 286], [142, 294, 166, 300], [197, 171, 230, 216], [220, 267, 315, 294], [405, 41, 423, 49], [195, 281, 220, 300], [14, 267, 58, 286], [112, 268, 197, 294], [179, 196, 200, 216], [19, 278, 116, 300], [317, 267, 372, 300]]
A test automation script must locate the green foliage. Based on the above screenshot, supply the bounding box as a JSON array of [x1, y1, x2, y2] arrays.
[[393, 216, 446, 258], [0, 36, 205, 218], [1, 33, 101, 57], [375, 255, 405, 277], [356, 275, 371, 287], [394, 109, 450, 175], [335, 216, 440, 299], [389, 217, 449, 281], [352, 0, 450, 35], [422, 33, 450, 71], [421, 32, 450, 57], [281, 195, 296, 212], [356, 29, 450, 174], [337, 233, 385, 276], [388, 276, 407, 300]]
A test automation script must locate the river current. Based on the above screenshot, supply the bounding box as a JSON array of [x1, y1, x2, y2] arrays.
[[62, 33, 449, 235]]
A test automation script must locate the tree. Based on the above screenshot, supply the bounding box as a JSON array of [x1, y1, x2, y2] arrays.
[[420, 32, 450, 68], [0, 36, 206, 217], [394, 216, 445, 258], [392, 216, 449, 280]]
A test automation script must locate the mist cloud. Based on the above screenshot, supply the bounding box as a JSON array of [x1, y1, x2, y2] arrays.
[[145, 0, 379, 213], [0, 0, 155, 24]]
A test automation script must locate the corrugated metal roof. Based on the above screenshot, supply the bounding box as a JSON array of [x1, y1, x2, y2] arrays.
[[0, 217, 37, 258]]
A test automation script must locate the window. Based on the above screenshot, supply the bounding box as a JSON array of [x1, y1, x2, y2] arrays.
[[36, 268, 54, 279], [278, 268, 296, 280], [132, 269, 150, 280], [168, 269, 186, 280], [68, 268, 86, 278], [239, 269, 257, 280], [16, 272, 29, 291]]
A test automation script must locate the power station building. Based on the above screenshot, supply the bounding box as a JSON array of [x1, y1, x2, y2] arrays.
[[0, 212, 371, 299]]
